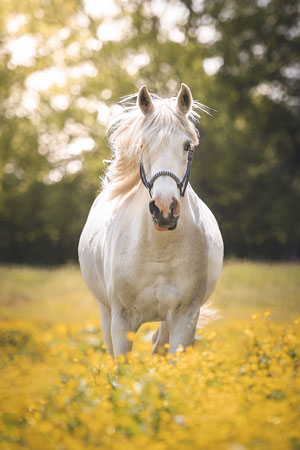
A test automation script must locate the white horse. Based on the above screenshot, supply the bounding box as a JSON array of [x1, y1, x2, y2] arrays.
[[79, 84, 223, 357]]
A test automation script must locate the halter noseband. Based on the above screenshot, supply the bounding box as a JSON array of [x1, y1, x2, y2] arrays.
[[139, 144, 194, 197]]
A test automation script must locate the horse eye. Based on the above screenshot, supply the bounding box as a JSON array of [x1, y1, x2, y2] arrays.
[[184, 141, 191, 152]]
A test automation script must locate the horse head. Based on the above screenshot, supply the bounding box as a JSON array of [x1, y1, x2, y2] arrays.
[[137, 84, 198, 231]]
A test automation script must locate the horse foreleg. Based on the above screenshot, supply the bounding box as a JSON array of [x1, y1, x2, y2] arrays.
[[111, 308, 139, 357], [167, 300, 200, 355], [152, 321, 169, 355], [99, 304, 114, 356]]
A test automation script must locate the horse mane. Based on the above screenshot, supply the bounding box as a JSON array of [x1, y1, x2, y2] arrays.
[[101, 91, 209, 201]]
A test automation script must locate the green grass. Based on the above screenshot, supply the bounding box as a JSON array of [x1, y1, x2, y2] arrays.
[[212, 260, 300, 320], [0, 261, 299, 324], [0, 265, 98, 323]]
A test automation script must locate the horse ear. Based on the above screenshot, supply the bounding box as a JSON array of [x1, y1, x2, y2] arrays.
[[176, 83, 193, 115], [138, 85, 153, 115]]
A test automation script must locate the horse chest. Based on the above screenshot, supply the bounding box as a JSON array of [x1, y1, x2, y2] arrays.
[[109, 229, 207, 322]]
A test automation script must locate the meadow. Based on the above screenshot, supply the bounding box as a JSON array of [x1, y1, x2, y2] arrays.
[[0, 262, 299, 450]]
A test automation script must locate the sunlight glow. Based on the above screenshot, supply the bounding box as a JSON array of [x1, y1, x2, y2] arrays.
[[281, 63, 300, 79], [69, 62, 98, 79], [97, 17, 132, 42], [44, 169, 64, 184], [7, 35, 37, 67], [84, 0, 120, 19], [69, 137, 95, 155], [6, 14, 27, 33], [143, 0, 189, 43], [51, 95, 70, 111], [197, 25, 221, 44], [22, 91, 39, 112], [26, 68, 67, 91], [252, 82, 286, 102], [97, 103, 111, 124], [203, 56, 224, 76], [151, 0, 189, 30], [66, 159, 83, 174], [121, 53, 150, 75]]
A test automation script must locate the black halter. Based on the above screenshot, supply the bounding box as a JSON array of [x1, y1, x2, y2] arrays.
[[139, 145, 194, 197]]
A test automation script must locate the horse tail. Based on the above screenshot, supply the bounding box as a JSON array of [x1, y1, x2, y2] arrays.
[[197, 302, 220, 329]]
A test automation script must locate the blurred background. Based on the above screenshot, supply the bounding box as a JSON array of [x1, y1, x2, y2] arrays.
[[0, 0, 299, 265]]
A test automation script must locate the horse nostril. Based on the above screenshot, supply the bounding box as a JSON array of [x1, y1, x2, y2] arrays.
[[149, 200, 160, 217], [170, 197, 181, 217]]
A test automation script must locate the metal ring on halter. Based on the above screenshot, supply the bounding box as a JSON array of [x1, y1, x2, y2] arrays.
[[139, 146, 194, 198]]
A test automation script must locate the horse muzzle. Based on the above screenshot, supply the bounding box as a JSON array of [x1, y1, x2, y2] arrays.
[[149, 197, 181, 231]]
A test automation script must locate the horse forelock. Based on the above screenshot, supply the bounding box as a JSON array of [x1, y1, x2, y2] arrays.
[[102, 93, 203, 201]]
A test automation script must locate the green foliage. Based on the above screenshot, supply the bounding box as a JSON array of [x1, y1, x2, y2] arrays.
[[0, 0, 299, 263]]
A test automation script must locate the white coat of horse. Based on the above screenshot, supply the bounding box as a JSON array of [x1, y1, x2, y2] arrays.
[[79, 84, 223, 357]]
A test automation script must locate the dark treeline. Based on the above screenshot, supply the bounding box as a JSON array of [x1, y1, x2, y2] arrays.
[[0, 0, 299, 264]]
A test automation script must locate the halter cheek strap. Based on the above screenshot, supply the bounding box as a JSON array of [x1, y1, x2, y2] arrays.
[[139, 146, 194, 198]]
